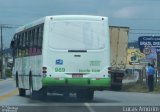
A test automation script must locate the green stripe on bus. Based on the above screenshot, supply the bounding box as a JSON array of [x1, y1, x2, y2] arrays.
[[42, 77, 111, 87]]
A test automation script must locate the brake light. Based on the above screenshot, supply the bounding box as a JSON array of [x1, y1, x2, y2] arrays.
[[42, 67, 47, 74], [108, 67, 112, 74]]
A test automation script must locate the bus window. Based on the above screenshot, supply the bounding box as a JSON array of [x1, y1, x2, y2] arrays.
[[22, 33, 25, 56], [37, 26, 43, 54], [14, 34, 18, 57], [28, 30, 32, 55], [25, 32, 28, 56], [37, 27, 40, 54], [18, 34, 22, 56], [11, 34, 17, 57], [40, 26, 43, 53], [34, 28, 38, 54], [32, 29, 36, 55]]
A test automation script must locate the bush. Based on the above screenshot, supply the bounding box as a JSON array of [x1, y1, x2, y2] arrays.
[[5, 69, 12, 78]]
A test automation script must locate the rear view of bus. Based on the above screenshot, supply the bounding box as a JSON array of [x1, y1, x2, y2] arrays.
[[42, 15, 111, 100]]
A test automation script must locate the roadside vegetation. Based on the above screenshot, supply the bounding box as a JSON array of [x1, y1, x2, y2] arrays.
[[5, 69, 12, 78], [0, 69, 12, 81], [122, 82, 160, 93]]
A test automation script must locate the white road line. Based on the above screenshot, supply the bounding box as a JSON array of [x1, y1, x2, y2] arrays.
[[84, 103, 96, 112]]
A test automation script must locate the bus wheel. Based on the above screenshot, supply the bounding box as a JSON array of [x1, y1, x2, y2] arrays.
[[85, 89, 94, 101], [16, 72, 26, 96], [29, 72, 35, 98], [39, 87, 47, 98], [29, 72, 45, 99], [16, 72, 19, 87], [76, 89, 94, 101], [76, 91, 84, 100], [19, 88, 26, 96]]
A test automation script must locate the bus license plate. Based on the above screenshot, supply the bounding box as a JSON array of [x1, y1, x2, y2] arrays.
[[72, 74, 83, 78]]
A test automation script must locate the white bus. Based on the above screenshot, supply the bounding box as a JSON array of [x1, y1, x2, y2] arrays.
[[11, 15, 111, 100]]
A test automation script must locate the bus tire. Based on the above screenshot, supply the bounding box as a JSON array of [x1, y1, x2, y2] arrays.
[[39, 87, 47, 98], [86, 89, 94, 101], [29, 71, 35, 98], [16, 72, 19, 87], [29, 72, 46, 99], [76, 89, 94, 101], [16, 72, 26, 96], [76, 91, 84, 100], [19, 88, 26, 96]]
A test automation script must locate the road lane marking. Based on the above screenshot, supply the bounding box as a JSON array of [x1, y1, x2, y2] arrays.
[[84, 103, 96, 112], [0, 89, 18, 101]]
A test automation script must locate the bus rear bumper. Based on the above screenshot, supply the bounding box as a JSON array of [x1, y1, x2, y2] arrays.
[[42, 77, 111, 90]]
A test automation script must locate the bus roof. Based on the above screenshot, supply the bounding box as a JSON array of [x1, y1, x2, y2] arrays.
[[16, 15, 108, 33]]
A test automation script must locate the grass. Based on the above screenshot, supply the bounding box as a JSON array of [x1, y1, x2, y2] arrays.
[[122, 82, 160, 93]]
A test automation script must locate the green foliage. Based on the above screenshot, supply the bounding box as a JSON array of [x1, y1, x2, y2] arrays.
[[122, 82, 160, 93], [5, 69, 12, 78]]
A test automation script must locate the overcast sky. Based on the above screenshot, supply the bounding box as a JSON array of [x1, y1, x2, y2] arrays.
[[1, 0, 160, 48]]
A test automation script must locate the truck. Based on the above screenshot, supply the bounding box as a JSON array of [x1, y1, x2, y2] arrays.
[[109, 26, 129, 90]]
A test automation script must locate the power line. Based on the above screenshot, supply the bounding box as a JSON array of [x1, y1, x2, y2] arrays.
[[0, 24, 23, 27], [130, 29, 160, 31], [129, 32, 160, 35]]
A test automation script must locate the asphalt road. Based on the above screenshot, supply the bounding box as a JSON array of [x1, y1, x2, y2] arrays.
[[0, 79, 160, 112]]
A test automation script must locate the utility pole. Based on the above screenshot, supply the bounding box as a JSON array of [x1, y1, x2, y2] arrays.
[[0, 24, 18, 79], [0, 27, 3, 79]]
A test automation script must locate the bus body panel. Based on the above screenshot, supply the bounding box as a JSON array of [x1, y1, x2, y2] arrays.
[[41, 16, 111, 89], [14, 55, 43, 90], [12, 15, 111, 92]]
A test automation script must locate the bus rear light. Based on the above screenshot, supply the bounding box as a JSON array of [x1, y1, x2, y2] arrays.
[[42, 67, 47, 74], [43, 67, 47, 70], [43, 71, 47, 74]]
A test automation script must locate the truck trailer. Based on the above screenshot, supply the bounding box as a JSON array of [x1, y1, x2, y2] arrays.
[[109, 26, 129, 90]]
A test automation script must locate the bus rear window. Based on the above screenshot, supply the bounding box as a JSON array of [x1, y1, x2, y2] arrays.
[[48, 20, 106, 50]]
